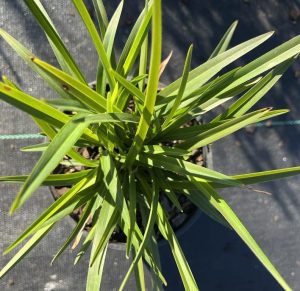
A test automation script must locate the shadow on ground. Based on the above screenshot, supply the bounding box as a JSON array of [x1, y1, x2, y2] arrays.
[[0, 0, 300, 290]]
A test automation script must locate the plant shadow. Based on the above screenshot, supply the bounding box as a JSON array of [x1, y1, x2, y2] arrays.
[[0, 0, 299, 290]]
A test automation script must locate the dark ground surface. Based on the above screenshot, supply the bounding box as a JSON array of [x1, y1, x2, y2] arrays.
[[0, 0, 300, 290]]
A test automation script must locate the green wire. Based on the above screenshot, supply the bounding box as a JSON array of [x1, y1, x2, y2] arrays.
[[0, 134, 43, 140], [0, 119, 300, 141], [256, 120, 300, 127]]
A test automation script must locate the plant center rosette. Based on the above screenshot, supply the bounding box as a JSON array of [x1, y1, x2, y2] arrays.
[[49, 81, 211, 243]]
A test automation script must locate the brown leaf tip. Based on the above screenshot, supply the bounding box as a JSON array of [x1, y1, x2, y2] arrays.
[[3, 85, 11, 91], [30, 56, 35, 61]]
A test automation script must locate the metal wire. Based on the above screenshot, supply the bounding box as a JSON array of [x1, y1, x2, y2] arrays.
[[256, 120, 300, 127], [0, 119, 299, 141], [0, 134, 43, 140]]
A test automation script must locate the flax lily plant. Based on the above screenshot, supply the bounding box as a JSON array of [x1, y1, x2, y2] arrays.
[[0, 0, 300, 290]]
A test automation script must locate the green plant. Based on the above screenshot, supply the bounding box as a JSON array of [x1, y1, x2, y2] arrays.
[[0, 0, 300, 290]]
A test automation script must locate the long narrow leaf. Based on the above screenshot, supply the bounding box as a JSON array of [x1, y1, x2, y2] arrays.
[[213, 57, 296, 121], [5, 174, 96, 255], [210, 36, 300, 102], [72, 0, 115, 89], [138, 0, 149, 92], [139, 199, 163, 291], [10, 115, 89, 213], [142, 145, 190, 158], [189, 179, 291, 291], [73, 112, 138, 124], [162, 45, 193, 128], [158, 109, 288, 143], [168, 165, 300, 191], [178, 108, 270, 151], [0, 223, 54, 279], [97, 1, 123, 94], [87, 242, 108, 291], [154, 170, 182, 212], [215, 166, 300, 188], [33, 117, 97, 168], [0, 82, 69, 127], [159, 32, 273, 98], [117, 4, 153, 74], [184, 188, 230, 228], [31, 58, 109, 113], [125, 0, 162, 167], [75, 225, 97, 265], [91, 0, 108, 38], [138, 174, 198, 290], [90, 152, 123, 265], [112, 71, 146, 103], [87, 196, 118, 290], [0, 28, 77, 100], [0, 83, 99, 144], [119, 174, 159, 291], [209, 20, 238, 59], [126, 172, 137, 258], [97, 153, 166, 284], [0, 170, 92, 186], [51, 195, 97, 265], [132, 246, 147, 291], [24, 0, 86, 83], [89, 203, 119, 267], [157, 203, 199, 290], [136, 153, 241, 187]]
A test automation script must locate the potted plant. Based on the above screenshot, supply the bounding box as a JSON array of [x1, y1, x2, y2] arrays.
[[0, 0, 300, 290]]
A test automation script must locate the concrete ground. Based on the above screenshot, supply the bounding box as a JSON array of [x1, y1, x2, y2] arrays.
[[0, 0, 300, 290]]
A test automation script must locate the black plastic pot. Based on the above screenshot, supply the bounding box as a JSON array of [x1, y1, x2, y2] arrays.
[[48, 80, 213, 289], [159, 144, 213, 246], [48, 144, 212, 289]]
